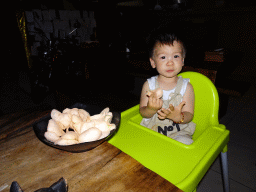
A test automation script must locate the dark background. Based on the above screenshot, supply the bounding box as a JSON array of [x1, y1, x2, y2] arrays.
[[2, 0, 256, 114]]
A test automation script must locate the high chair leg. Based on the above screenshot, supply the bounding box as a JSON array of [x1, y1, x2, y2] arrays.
[[221, 152, 229, 192]]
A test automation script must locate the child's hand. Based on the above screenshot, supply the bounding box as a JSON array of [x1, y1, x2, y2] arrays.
[[157, 101, 186, 121], [147, 95, 163, 112]]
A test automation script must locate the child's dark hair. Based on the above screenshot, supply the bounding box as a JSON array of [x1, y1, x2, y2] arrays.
[[147, 27, 186, 58]]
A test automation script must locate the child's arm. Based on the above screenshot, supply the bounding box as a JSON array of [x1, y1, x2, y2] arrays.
[[158, 82, 195, 124], [139, 81, 163, 118]]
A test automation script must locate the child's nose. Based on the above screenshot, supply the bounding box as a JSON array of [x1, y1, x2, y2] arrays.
[[167, 58, 174, 65]]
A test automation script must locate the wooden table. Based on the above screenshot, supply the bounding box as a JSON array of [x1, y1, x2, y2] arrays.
[[0, 109, 183, 192]]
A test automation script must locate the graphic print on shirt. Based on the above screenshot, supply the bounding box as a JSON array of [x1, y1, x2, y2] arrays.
[[157, 121, 181, 136]]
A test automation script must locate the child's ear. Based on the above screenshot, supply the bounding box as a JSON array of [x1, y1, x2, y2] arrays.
[[150, 58, 156, 68]]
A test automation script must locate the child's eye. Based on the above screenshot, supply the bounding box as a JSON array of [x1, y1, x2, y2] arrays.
[[160, 56, 166, 59], [174, 55, 180, 58]]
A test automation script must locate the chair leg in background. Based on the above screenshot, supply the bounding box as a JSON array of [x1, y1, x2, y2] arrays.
[[221, 152, 230, 192]]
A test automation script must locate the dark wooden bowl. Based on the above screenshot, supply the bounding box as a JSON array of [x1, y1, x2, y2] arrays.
[[33, 103, 121, 153]]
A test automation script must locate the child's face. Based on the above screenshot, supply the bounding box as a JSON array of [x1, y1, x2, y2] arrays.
[[150, 41, 184, 79]]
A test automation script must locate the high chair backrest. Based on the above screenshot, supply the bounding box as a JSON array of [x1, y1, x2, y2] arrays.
[[178, 71, 219, 139]]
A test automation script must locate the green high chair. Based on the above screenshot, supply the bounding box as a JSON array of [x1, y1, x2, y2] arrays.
[[108, 71, 230, 192]]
